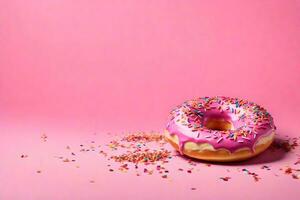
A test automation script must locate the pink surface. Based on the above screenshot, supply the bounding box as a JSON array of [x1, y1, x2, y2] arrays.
[[1, 0, 300, 199]]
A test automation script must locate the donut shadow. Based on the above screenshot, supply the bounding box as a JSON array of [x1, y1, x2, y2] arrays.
[[175, 135, 290, 166]]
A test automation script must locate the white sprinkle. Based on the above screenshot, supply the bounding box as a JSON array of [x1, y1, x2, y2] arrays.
[[217, 137, 223, 143], [237, 140, 244, 143], [253, 134, 257, 139], [205, 135, 211, 138]]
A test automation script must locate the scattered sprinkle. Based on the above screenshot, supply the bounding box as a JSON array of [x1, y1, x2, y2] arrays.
[[110, 150, 171, 164], [242, 168, 260, 182], [41, 134, 48, 142], [162, 175, 168, 179], [220, 177, 231, 181]]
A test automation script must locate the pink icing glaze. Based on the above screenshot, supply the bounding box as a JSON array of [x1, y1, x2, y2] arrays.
[[166, 96, 276, 153]]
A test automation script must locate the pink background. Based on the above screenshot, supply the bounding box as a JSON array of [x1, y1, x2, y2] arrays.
[[1, 0, 300, 199]]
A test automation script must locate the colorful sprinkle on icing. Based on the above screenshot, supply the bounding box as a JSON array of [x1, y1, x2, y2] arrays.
[[166, 96, 276, 153]]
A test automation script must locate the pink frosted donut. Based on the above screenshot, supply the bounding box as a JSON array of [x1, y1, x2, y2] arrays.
[[164, 96, 276, 162]]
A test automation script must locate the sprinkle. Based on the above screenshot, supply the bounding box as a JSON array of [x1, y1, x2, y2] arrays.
[[233, 134, 237, 141], [41, 134, 48, 142], [242, 168, 260, 182], [220, 177, 231, 181], [261, 165, 271, 170], [294, 159, 300, 165], [162, 175, 168, 179], [284, 167, 293, 174], [217, 137, 223, 143], [121, 132, 164, 143], [111, 149, 171, 164], [20, 154, 28, 158], [292, 174, 300, 179], [237, 140, 244, 143]]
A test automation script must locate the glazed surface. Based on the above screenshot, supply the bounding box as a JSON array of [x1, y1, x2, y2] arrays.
[[166, 96, 276, 153]]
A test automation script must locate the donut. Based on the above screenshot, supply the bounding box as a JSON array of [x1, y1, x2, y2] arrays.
[[165, 96, 276, 162]]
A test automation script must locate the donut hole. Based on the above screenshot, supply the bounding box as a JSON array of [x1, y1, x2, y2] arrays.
[[204, 118, 233, 131], [203, 111, 234, 131]]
